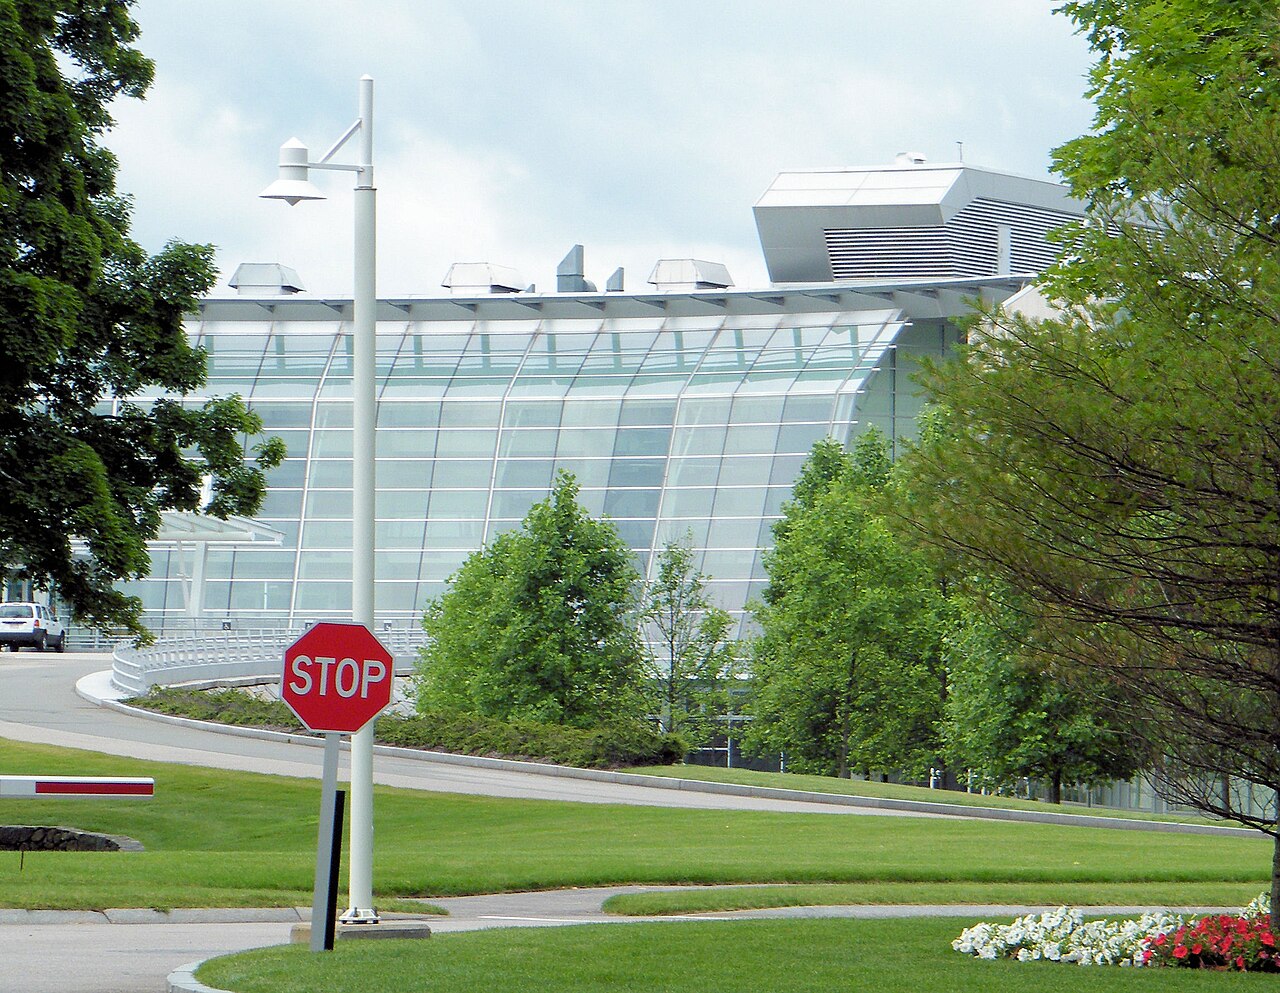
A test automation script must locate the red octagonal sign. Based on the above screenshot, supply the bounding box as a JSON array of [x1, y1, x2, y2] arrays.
[[281, 622, 394, 734]]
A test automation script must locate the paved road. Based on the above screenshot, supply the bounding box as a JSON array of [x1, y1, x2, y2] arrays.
[[0, 653, 946, 816]]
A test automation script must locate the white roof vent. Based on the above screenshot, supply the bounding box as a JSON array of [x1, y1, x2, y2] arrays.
[[228, 263, 305, 296], [894, 151, 927, 166], [441, 262, 526, 295], [647, 259, 734, 293]]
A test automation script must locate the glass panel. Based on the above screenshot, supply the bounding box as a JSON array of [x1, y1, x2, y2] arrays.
[[440, 401, 502, 427], [776, 423, 832, 454], [718, 455, 772, 485], [491, 490, 545, 519], [430, 459, 493, 487], [503, 401, 563, 428], [560, 400, 620, 427], [556, 428, 616, 458], [613, 519, 656, 549], [662, 487, 716, 517], [494, 460, 555, 489], [729, 395, 786, 424], [670, 426, 726, 457], [426, 490, 489, 518], [379, 431, 436, 457], [378, 460, 434, 488], [248, 402, 313, 428], [312, 430, 352, 457], [306, 490, 352, 519], [618, 399, 676, 426], [499, 429, 560, 458], [378, 402, 441, 428], [377, 521, 427, 547], [613, 427, 671, 457], [712, 487, 767, 518], [301, 521, 351, 547], [259, 490, 303, 518], [708, 518, 765, 548], [723, 424, 779, 455], [769, 455, 807, 486], [606, 458, 665, 488], [665, 458, 721, 487], [227, 551, 295, 580], [549, 458, 612, 487], [295, 581, 351, 611], [299, 551, 352, 580], [375, 581, 421, 611], [377, 490, 429, 519], [374, 551, 422, 581], [423, 520, 485, 546], [265, 459, 306, 488], [434, 430, 496, 458], [308, 461, 350, 488], [604, 489, 660, 519]]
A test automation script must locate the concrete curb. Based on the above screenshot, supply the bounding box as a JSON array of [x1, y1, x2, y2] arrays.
[[77, 671, 1258, 838], [168, 960, 230, 993], [0, 907, 307, 925]]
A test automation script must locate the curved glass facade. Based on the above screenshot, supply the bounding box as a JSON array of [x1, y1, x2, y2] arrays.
[[124, 285, 982, 634]]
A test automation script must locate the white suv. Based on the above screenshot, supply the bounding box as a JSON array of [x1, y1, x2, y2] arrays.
[[0, 602, 67, 652]]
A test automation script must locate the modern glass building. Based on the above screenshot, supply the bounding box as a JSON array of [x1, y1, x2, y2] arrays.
[[123, 160, 1082, 635]]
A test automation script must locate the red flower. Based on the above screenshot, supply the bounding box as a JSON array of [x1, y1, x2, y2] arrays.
[[1237, 956, 1246, 970], [1154, 933, 1167, 946], [1173, 945, 1189, 959], [1262, 932, 1276, 947], [1191, 943, 1203, 955]]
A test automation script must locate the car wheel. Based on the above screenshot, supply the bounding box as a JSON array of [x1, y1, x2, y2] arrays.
[[35, 632, 47, 652], [55, 633, 66, 653]]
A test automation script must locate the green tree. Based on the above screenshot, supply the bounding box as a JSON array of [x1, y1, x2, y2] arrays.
[[0, 1, 283, 634], [941, 592, 1144, 804], [747, 433, 943, 779], [898, 0, 1280, 919], [415, 472, 647, 728], [641, 539, 736, 743]]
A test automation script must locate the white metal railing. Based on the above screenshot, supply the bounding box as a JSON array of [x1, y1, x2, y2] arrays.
[[110, 626, 428, 697]]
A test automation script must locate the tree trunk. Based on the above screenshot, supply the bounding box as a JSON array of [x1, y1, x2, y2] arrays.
[[1050, 769, 1063, 805], [1271, 830, 1280, 932]]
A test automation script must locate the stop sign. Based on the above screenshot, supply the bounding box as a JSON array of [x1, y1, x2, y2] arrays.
[[281, 622, 394, 733]]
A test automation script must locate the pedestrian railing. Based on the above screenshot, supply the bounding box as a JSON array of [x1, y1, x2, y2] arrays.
[[110, 626, 428, 697]]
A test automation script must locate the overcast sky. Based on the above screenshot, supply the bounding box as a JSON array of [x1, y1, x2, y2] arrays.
[[108, 1, 1096, 297]]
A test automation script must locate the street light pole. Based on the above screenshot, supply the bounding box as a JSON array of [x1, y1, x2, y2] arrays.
[[261, 75, 380, 925], [347, 74, 379, 926]]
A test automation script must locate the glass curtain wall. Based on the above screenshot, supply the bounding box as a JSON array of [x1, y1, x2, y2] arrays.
[[124, 304, 955, 636]]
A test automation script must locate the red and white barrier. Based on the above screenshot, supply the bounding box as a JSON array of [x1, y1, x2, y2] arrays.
[[0, 776, 154, 798]]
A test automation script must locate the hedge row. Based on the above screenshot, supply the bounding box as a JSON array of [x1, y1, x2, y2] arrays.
[[131, 687, 685, 769]]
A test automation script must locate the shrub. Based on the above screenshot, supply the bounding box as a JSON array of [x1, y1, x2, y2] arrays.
[[130, 688, 685, 769], [1143, 915, 1280, 972]]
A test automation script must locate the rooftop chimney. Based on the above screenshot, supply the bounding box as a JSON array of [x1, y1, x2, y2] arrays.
[[228, 263, 305, 296], [556, 245, 597, 292]]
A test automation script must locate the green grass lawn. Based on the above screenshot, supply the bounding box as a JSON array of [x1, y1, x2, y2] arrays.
[[0, 738, 1269, 911], [603, 882, 1260, 917], [629, 764, 1220, 825], [199, 917, 1262, 993]]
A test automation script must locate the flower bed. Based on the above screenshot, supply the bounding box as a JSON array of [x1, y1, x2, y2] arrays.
[[953, 893, 1274, 970]]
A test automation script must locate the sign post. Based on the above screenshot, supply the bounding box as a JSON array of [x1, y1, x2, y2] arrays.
[[281, 622, 393, 951]]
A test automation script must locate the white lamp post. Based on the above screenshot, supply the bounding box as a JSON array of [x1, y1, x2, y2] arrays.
[[261, 75, 380, 925]]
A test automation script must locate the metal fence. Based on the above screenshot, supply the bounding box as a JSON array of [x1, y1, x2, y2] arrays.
[[111, 625, 429, 697]]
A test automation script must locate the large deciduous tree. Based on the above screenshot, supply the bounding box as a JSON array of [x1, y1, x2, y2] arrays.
[[898, 0, 1280, 919], [415, 472, 648, 728], [747, 434, 944, 779], [0, 0, 283, 634]]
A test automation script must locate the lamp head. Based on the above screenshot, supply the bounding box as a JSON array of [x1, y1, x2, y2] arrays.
[[259, 138, 325, 206]]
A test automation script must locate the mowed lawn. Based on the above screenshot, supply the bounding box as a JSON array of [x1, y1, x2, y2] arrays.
[[200, 918, 1260, 993], [0, 738, 1268, 910]]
